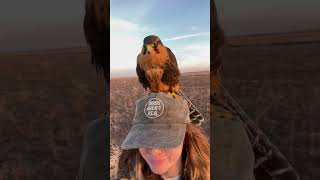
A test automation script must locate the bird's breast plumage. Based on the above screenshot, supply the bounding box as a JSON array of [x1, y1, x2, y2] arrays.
[[137, 45, 169, 71], [136, 36, 180, 93]]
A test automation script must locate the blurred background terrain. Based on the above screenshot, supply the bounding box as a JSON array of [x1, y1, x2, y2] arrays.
[[0, 48, 105, 180], [222, 31, 320, 180]]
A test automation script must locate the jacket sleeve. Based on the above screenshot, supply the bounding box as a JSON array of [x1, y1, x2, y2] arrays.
[[78, 113, 107, 180], [218, 85, 300, 180], [212, 116, 256, 180]]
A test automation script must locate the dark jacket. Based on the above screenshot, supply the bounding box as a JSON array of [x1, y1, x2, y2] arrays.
[[78, 113, 107, 180], [212, 84, 300, 180]]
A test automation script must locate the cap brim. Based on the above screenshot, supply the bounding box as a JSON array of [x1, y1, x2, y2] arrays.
[[121, 123, 186, 150]]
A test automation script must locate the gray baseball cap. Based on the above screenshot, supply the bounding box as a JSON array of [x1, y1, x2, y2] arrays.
[[121, 92, 191, 150]]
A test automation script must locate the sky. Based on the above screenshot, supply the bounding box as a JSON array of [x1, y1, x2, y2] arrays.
[[110, 0, 210, 77]]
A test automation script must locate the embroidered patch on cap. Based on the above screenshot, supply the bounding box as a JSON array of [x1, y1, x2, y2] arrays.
[[144, 98, 164, 119]]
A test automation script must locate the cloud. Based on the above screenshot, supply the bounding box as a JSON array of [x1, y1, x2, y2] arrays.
[[110, 17, 139, 31], [110, 17, 145, 73], [174, 43, 210, 71], [190, 26, 199, 31], [164, 32, 210, 41]]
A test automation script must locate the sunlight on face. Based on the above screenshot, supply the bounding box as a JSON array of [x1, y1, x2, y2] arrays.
[[139, 142, 184, 176]]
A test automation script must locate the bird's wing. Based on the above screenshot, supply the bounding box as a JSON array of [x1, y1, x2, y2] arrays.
[[166, 47, 179, 68], [179, 90, 205, 125], [161, 48, 180, 86], [136, 54, 150, 90]]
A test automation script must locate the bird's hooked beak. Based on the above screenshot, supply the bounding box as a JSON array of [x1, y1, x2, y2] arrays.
[[146, 44, 152, 53]]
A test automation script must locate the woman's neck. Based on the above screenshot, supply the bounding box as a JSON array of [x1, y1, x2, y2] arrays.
[[161, 155, 183, 178]]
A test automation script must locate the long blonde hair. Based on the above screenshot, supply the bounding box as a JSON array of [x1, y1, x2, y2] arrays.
[[117, 123, 210, 180]]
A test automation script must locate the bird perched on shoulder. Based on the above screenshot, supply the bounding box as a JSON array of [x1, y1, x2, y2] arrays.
[[136, 35, 205, 125], [136, 35, 180, 97]]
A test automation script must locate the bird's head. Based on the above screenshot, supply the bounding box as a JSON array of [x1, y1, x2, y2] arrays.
[[142, 35, 163, 55]]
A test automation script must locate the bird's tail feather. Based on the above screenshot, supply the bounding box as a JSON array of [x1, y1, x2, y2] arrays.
[[178, 90, 205, 125]]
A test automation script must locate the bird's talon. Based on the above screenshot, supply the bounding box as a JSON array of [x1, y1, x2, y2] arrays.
[[167, 92, 177, 98]]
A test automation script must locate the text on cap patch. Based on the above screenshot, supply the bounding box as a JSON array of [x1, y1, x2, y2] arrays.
[[144, 98, 164, 119]]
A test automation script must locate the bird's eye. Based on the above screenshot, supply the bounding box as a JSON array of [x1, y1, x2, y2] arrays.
[[153, 42, 156, 47]]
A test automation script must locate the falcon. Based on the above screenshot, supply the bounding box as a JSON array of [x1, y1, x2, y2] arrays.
[[136, 35, 204, 124], [136, 35, 180, 96]]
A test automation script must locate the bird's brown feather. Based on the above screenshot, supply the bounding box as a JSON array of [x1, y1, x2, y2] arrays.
[[136, 35, 180, 93], [136, 57, 149, 90], [137, 42, 171, 92], [161, 47, 180, 92]]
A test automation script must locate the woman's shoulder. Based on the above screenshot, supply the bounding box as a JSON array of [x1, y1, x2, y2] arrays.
[[86, 112, 107, 132]]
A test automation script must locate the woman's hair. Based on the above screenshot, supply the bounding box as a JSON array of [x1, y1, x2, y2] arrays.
[[83, 0, 109, 79], [211, 1, 225, 102], [117, 123, 210, 180]]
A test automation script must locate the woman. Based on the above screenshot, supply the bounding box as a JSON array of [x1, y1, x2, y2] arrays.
[[116, 92, 210, 180]]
